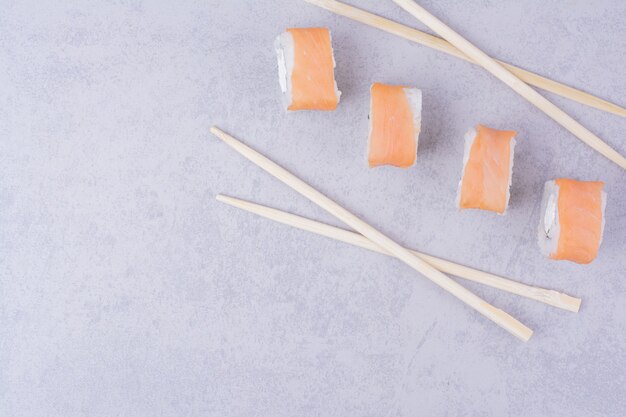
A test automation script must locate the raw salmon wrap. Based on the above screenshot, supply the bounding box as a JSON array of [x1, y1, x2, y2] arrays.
[[367, 83, 422, 168], [537, 178, 606, 264], [274, 27, 341, 111], [456, 125, 517, 214]]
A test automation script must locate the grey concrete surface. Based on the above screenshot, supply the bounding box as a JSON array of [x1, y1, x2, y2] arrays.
[[1, 0, 625, 416]]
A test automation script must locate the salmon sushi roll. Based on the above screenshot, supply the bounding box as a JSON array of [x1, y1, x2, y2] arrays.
[[367, 83, 422, 168], [274, 27, 341, 111], [538, 179, 606, 264], [456, 125, 517, 214]]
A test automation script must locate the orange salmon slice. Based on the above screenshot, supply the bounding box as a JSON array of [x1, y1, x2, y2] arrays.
[[368, 83, 419, 168], [459, 124, 516, 214], [553, 178, 605, 264], [288, 28, 338, 111]]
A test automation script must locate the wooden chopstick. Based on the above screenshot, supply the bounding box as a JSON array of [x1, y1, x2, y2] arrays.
[[216, 194, 582, 312], [392, 0, 626, 170], [211, 126, 533, 341], [303, 0, 626, 119]]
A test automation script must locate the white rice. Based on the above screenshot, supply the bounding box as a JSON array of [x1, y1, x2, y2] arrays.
[[537, 180, 561, 257], [274, 32, 294, 110], [328, 31, 341, 105], [599, 190, 607, 246], [366, 84, 374, 166], [404, 88, 422, 154], [455, 127, 477, 209], [505, 136, 516, 213]]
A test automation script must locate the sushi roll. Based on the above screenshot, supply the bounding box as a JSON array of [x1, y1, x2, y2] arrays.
[[537, 178, 606, 264], [367, 83, 422, 168], [274, 27, 341, 111], [456, 124, 516, 214]]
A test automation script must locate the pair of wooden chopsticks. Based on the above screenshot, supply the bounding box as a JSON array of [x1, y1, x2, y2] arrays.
[[304, 0, 626, 170], [216, 194, 581, 313], [212, 127, 580, 341]]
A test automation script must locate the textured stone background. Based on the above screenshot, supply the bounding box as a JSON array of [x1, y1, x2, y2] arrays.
[[1, 0, 625, 416]]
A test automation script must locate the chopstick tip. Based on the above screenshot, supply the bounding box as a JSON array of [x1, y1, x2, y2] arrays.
[[570, 297, 582, 313], [216, 194, 230, 203], [216, 194, 241, 207]]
